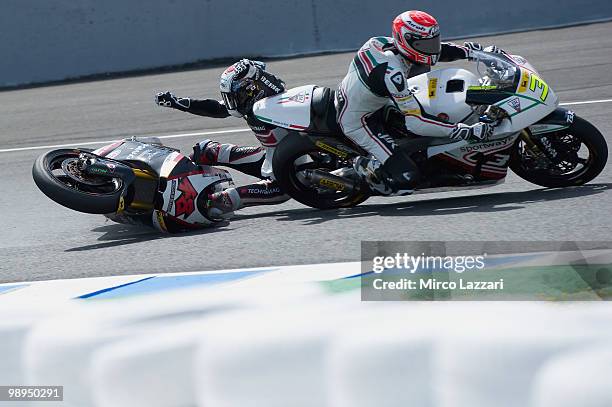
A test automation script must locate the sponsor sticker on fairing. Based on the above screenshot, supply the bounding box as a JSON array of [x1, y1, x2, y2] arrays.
[[276, 91, 310, 104], [508, 97, 521, 112], [459, 136, 513, 153], [428, 78, 438, 98], [315, 141, 349, 158], [510, 55, 527, 65], [166, 179, 177, 213]]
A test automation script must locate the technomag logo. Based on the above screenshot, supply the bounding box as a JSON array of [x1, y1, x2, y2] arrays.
[[372, 253, 486, 274]]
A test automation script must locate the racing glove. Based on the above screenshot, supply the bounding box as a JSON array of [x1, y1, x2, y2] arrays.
[[154, 91, 191, 110], [464, 42, 505, 59], [191, 139, 221, 165], [449, 122, 494, 143], [463, 41, 485, 52]]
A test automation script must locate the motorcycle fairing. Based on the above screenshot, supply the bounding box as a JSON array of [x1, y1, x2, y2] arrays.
[[95, 140, 233, 230], [253, 85, 316, 131], [93, 140, 191, 177], [435, 134, 518, 179], [507, 54, 541, 78], [529, 107, 574, 135], [405, 68, 478, 124], [159, 169, 232, 228], [467, 53, 559, 133]]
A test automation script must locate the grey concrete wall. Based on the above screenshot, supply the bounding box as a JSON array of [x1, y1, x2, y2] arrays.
[[3, 0, 612, 87]]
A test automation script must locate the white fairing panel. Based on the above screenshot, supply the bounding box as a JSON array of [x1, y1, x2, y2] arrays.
[[508, 54, 540, 76], [160, 168, 233, 226], [407, 68, 479, 124], [495, 67, 559, 134], [252, 85, 316, 131]]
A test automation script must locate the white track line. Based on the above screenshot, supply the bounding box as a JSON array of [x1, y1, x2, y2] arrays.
[[1, 99, 611, 154], [0, 128, 251, 153], [560, 98, 612, 106]]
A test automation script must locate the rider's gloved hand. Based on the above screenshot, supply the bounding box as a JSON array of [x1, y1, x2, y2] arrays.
[[463, 41, 484, 52], [463, 42, 484, 60], [155, 91, 178, 108], [464, 42, 505, 59], [450, 122, 494, 143], [191, 139, 221, 165], [154, 91, 190, 110], [483, 45, 504, 54]]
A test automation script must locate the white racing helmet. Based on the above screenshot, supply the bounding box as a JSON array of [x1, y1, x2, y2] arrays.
[[219, 60, 267, 118]]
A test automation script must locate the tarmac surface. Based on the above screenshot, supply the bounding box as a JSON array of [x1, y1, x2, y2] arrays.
[[1, 22, 611, 282]]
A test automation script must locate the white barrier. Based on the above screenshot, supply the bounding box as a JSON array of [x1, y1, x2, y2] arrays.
[[436, 308, 612, 407], [90, 319, 208, 407], [328, 315, 438, 407], [2, 263, 612, 406], [531, 347, 612, 407], [192, 296, 387, 407], [3, 0, 612, 86], [22, 276, 328, 406], [0, 320, 36, 386]]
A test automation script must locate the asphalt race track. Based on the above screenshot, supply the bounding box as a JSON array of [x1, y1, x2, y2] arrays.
[[1, 23, 611, 283]]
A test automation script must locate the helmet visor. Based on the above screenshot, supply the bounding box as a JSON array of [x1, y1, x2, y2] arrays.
[[221, 79, 255, 117], [405, 33, 441, 56]]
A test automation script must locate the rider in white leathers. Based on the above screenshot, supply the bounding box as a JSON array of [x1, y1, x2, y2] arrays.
[[338, 10, 501, 194]]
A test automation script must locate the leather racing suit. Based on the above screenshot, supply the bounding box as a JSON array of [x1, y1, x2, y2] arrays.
[[162, 87, 290, 211], [336, 36, 473, 192]]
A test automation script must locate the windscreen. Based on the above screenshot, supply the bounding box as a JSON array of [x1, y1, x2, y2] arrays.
[[472, 50, 518, 88]]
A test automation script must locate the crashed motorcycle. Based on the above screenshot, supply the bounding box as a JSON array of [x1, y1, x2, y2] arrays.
[[256, 50, 608, 209], [32, 138, 234, 232]]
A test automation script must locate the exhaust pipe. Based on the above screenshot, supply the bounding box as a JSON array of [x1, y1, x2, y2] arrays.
[[302, 169, 357, 192]]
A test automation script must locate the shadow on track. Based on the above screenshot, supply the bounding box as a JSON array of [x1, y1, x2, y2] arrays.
[[65, 220, 231, 252], [237, 183, 612, 226], [64, 183, 610, 251]]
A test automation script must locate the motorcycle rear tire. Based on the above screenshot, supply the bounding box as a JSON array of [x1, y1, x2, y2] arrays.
[[273, 135, 370, 209]]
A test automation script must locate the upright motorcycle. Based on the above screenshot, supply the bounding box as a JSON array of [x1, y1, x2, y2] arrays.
[[32, 138, 234, 232], [255, 50, 608, 209]]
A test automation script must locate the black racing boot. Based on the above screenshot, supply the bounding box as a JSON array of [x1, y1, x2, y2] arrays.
[[353, 156, 392, 195], [353, 151, 419, 196]]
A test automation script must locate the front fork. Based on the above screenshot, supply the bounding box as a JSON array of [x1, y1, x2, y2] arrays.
[[519, 129, 560, 165], [520, 130, 542, 154]]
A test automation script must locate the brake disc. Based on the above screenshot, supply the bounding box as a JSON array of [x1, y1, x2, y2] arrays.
[[60, 158, 111, 186]]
